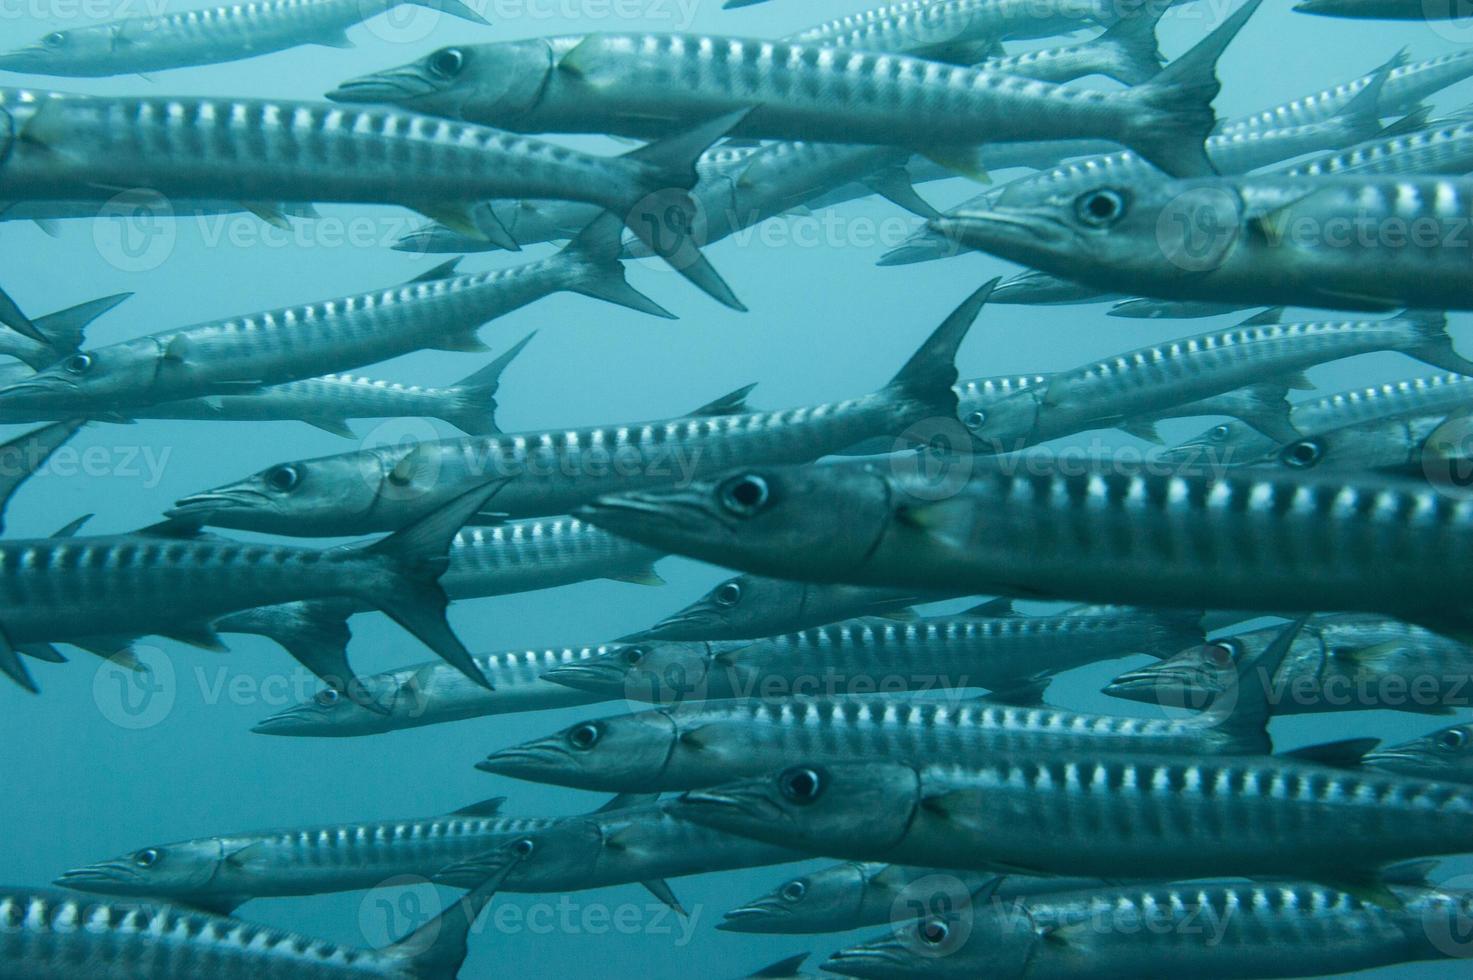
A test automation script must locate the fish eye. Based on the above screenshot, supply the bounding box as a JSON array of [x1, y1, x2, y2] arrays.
[[778, 767, 824, 805], [429, 47, 465, 78], [133, 848, 162, 868], [1074, 188, 1127, 227], [314, 688, 341, 707], [1203, 641, 1238, 668], [719, 474, 771, 517], [43, 31, 66, 47], [264, 464, 300, 493], [512, 838, 535, 857], [620, 646, 646, 666], [567, 722, 602, 750], [918, 917, 950, 946], [713, 581, 743, 606], [1210, 425, 1231, 441], [62, 353, 93, 375], [1281, 439, 1323, 469], [1437, 729, 1469, 752], [964, 411, 986, 430], [780, 879, 807, 902]]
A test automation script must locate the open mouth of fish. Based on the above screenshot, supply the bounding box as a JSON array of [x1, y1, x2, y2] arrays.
[[476, 742, 568, 777], [539, 663, 625, 691], [53, 862, 139, 890], [929, 210, 1070, 250], [823, 946, 908, 978], [715, 899, 787, 930], [1103, 666, 1213, 703]]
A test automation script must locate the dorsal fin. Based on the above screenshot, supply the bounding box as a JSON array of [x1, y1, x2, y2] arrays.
[[749, 954, 810, 978], [690, 383, 757, 417], [406, 258, 464, 285], [50, 514, 93, 538], [1237, 307, 1283, 327], [452, 797, 507, 818], [959, 598, 1015, 618], [596, 792, 659, 813]]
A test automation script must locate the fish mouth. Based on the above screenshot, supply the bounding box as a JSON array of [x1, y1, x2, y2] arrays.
[[0, 51, 47, 73], [1102, 666, 1211, 704], [621, 609, 716, 641], [673, 785, 788, 831], [166, 488, 269, 521], [1358, 748, 1423, 769], [250, 703, 374, 737], [577, 492, 719, 545], [715, 898, 789, 932], [326, 70, 439, 104], [928, 209, 1071, 255], [54, 862, 139, 891], [824, 944, 911, 979], [475, 741, 570, 780], [1155, 443, 1210, 464], [0, 377, 79, 406], [539, 663, 625, 693]]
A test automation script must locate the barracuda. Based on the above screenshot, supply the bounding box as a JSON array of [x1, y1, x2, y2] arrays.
[[580, 458, 1473, 637], [327, 1, 1263, 179], [0, 876, 509, 980], [484, 620, 1289, 792], [0, 88, 745, 308], [0, 221, 676, 416], [1217, 48, 1473, 133], [1107, 613, 1473, 717], [546, 605, 1201, 706], [826, 873, 1462, 980], [975, 13, 1164, 86], [0, 482, 499, 692], [932, 174, 1473, 312], [627, 574, 936, 642], [134, 358, 517, 438], [0, 0, 489, 77], [0, 283, 44, 344], [1163, 372, 1473, 467], [968, 310, 1472, 453], [1254, 411, 1469, 473], [252, 642, 699, 738], [1280, 112, 1473, 179], [394, 199, 605, 254], [54, 798, 549, 912], [791, 0, 1161, 52], [673, 752, 1473, 880], [0, 291, 129, 372], [166, 283, 991, 537], [1364, 723, 1473, 784], [431, 797, 805, 907]]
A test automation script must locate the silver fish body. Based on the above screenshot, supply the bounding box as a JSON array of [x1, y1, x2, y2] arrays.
[[1283, 115, 1473, 179], [1164, 372, 1473, 467], [629, 574, 936, 642], [674, 756, 1473, 879], [827, 878, 1460, 980], [969, 313, 1469, 452], [1252, 411, 1463, 473], [478, 683, 1275, 793], [327, 10, 1259, 179], [0, 0, 488, 77], [1106, 613, 1473, 717]]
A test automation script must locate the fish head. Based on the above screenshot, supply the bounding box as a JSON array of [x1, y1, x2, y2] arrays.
[[674, 762, 921, 856], [0, 343, 158, 412], [251, 679, 398, 737], [827, 905, 1037, 980], [1363, 723, 1473, 784], [631, 574, 807, 641], [166, 448, 392, 535], [0, 28, 109, 76], [931, 178, 1250, 290], [581, 463, 898, 582], [436, 821, 598, 891], [719, 862, 872, 934], [477, 710, 680, 792], [1103, 633, 1258, 711], [1158, 419, 1272, 468], [54, 837, 234, 900], [959, 389, 1041, 452], [541, 641, 722, 705], [326, 40, 555, 125]]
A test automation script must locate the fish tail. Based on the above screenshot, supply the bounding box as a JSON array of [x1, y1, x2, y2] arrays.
[[19, 292, 131, 370], [0, 633, 39, 694], [362, 484, 509, 690], [1122, 0, 1263, 177], [402, 0, 491, 26], [440, 332, 536, 436], [883, 280, 998, 421], [621, 110, 753, 312], [1232, 383, 1301, 444], [1092, 4, 1166, 86], [211, 600, 390, 714], [1330, 51, 1400, 144], [561, 213, 678, 320], [1403, 310, 1473, 375], [391, 862, 513, 980]]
